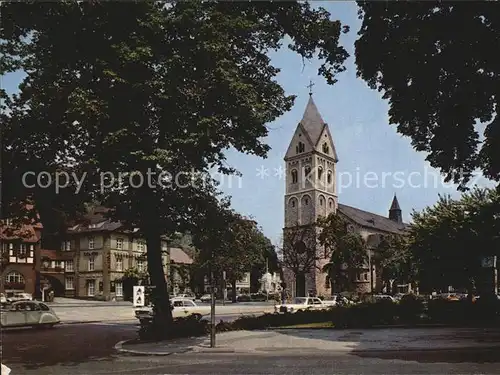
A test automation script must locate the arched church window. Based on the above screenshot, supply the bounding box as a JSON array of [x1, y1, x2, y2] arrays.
[[304, 165, 311, 177], [328, 199, 334, 209], [319, 196, 324, 206], [291, 199, 296, 208], [291, 169, 298, 184], [327, 170, 332, 185], [317, 166, 323, 180], [322, 143, 329, 154], [297, 142, 305, 153]]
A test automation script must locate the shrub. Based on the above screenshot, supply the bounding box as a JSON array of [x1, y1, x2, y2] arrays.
[[332, 301, 396, 328], [138, 314, 209, 341], [397, 294, 425, 324]]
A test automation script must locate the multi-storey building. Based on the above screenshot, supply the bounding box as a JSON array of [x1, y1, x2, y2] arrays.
[[61, 207, 170, 300], [283, 94, 409, 297], [0, 214, 65, 299]]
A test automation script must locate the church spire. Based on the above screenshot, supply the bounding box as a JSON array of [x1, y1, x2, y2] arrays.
[[389, 194, 402, 224], [300, 95, 325, 146]]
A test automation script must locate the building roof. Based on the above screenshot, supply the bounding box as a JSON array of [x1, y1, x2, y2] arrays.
[[40, 249, 60, 260], [338, 203, 409, 235], [300, 95, 326, 147], [0, 224, 41, 243], [169, 247, 193, 264]]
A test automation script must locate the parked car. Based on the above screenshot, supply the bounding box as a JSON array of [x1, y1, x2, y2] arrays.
[[174, 294, 195, 301], [274, 297, 334, 313], [322, 295, 353, 307], [135, 298, 208, 323], [373, 294, 396, 302], [199, 294, 212, 303], [236, 294, 251, 302], [0, 300, 60, 328], [6, 292, 33, 303]]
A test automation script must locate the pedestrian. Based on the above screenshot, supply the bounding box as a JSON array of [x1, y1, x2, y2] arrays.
[[281, 288, 287, 305]]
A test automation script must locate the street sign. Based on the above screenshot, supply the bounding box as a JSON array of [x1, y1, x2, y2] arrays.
[[1, 363, 11, 375], [133, 285, 145, 307], [482, 256, 495, 268]]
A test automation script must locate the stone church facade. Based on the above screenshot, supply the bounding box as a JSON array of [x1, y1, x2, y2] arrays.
[[283, 94, 408, 298]]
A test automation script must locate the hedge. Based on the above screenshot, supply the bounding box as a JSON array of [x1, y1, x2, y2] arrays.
[[137, 297, 500, 340]]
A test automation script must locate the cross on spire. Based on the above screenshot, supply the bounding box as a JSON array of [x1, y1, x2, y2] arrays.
[[307, 80, 315, 95]]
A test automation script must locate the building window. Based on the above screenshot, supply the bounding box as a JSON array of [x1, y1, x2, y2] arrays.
[[291, 169, 298, 184], [296, 142, 305, 154], [137, 259, 145, 272], [115, 282, 123, 297], [290, 199, 296, 208], [18, 244, 27, 257], [317, 166, 323, 180], [116, 238, 123, 250], [322, 143, 329, 154], [87, 280, 95, 296], [5, 219, 13, 226], [61, 241, 71, 251], [116, 256, 123, 271], [327, 170, 333, 185], [66, 260, 74, 272], [319, 197, 324, 206], [137, 241, 145, 252], [88, 237, 95, 250], [5, 271, 25, 284], [65, 276, 74, 290], [304, 165, 311, 177], [325, 275, 330, 289], [1, 243, 8, 255], [88, 256, 95, 271]]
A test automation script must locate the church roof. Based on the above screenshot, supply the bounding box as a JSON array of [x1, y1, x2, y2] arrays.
[[389, 194, 401, 211], [338, 203, 409, 234], [300, 95, 326, 146]]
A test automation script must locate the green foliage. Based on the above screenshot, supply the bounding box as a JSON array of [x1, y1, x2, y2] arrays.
[[317, 214, 368, 291], [375, 234, 414, 291], [355, 2, 500, 188], [2, 1, 349, 331], [409, 187, 500, 292]]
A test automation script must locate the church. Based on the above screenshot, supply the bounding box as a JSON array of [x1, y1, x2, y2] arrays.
[[282, 93, 409, 298]]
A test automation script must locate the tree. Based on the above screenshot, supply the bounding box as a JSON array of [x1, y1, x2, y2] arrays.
[[355, 2, 500, 188], [2, 1, 349, 333], [317, 214, 367, 293], [375, 234, 414, 294], [279, 224, 321, 293], [410, 187, 500, 294]]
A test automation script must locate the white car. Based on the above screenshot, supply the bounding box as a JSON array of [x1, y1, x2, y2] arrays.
[[6, 292, 33, 303], [1, 300, 60, 328], [274, 297, 333, 313], [135, 297, 209, 322]]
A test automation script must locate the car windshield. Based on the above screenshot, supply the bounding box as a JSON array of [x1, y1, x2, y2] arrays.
[[293, 297, 307, 304]]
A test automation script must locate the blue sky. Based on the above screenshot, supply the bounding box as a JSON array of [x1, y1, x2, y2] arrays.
[[2, 2, 493, 245]]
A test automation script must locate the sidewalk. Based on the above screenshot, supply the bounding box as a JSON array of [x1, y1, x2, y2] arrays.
[[45, 297, 132, 308], [115, 327, 500, 356]]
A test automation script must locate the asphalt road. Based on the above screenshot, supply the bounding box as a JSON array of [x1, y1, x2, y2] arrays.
[[4, 320, 500, 375]]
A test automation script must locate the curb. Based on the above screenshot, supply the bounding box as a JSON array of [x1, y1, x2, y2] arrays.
[[351, 345, 500, 354], [61, 319, 137, 325], [114, 339, 192, 356]]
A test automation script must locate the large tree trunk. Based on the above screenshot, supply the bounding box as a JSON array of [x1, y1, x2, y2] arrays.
[[231, 279, 237, 303], [145, 229, 172, 333]]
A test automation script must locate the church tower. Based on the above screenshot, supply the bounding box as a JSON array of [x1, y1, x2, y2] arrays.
[[388, 194, 403, 224], [283, 92, 338, 297]]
